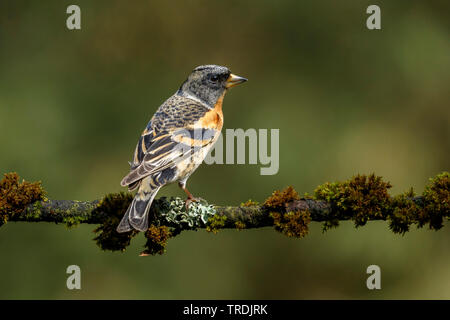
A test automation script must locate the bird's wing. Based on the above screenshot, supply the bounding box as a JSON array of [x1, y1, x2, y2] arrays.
[[121, 96, 220, 187]]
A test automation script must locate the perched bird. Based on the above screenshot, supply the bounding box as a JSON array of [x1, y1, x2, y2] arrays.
[[117, 65, 247, 233]]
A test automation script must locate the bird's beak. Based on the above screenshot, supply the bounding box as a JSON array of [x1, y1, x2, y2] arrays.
[[225, 73, 248, 88]]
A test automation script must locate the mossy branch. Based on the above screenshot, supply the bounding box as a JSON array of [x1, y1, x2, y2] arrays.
[[6, 196, 422, 226], [0, 172, 448, 256]]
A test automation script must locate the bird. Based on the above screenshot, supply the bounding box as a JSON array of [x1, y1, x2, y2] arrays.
[[117, 65, 247, 233]]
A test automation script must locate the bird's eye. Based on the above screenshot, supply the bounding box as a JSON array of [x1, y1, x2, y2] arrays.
[[210, 75, 219, 82]]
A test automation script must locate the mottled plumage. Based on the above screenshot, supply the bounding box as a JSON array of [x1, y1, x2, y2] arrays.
[[117, 65, 247, 233]]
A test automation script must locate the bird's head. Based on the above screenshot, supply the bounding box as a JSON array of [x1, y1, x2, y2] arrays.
[[178, 65, 247, 108]]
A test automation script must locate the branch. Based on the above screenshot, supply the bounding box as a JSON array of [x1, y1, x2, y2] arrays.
[[8, 197, 422, 226], [1, 172, 448, 255]]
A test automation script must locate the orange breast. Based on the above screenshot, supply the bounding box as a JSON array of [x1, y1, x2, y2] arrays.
[[198, 93, 224, 131]]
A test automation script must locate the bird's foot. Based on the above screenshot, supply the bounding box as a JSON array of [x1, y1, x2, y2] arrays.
[[185, 196, 205, 211]]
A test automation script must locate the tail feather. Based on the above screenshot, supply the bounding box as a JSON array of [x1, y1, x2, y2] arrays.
[[116, 187, 161, 233], [127, 180, 141, 192], [116, 206, 133, 233]]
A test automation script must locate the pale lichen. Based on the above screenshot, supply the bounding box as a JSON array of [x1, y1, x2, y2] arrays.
[[157, 196, 216, 228]]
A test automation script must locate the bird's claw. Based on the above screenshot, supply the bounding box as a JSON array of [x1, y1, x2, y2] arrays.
[[185, 196, 205, 211]]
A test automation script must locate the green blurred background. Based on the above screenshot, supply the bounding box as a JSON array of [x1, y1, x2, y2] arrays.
[[0, 0, 449, 299]]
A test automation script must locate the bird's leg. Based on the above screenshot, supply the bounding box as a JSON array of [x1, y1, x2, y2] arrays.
[[178, 182, 201, 211]]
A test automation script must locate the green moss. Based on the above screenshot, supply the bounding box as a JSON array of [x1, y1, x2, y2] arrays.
[[420, 172, 449, 230], [314, 174, 392, 228], [321, 219, 340, 232], [386, 173, 448, 233], [0, 172, 45, 226], [313, 172, 448, 234], [235, 221, 246, 230], [55, 202, 92, 228], [388, 188, 421, 235], [270, 210, 311, 238], [141, 225, 172, 256], [264, 186, 300, 209], [63, 214, 87, 228], [92, 192, 138, 252], [240, 199, 259, 207], [302, 192, 313, 199], [24, 200, 44, 220], [206, 214, 227, 234]]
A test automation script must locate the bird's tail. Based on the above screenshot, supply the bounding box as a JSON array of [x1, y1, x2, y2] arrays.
[[116, 186, 161, 233]]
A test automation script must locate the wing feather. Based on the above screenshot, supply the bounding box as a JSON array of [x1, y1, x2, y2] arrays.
[[121, 129, 217, 187], [121, 96, 219, 188]]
